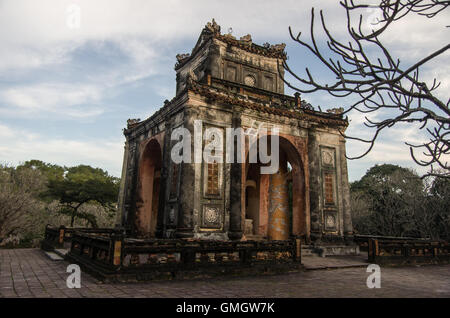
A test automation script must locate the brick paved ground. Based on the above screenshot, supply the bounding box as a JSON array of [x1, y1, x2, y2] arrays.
[[303, 253, 368, 270], [0, 248, 449, 298]]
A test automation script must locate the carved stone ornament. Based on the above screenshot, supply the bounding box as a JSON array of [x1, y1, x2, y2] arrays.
[[127, 118, 141, 127], [169, 207, 175, 224], [204, 206, 220, 224], [270, 43, 286, 52], [244, 75, 256, 87], [326, 107, 344, 114], [322, 151, 334, 166], [240, 34, 252, 46], [205, 18, 221, 34], [326, 214, 336, 228], [176, 53, 190, 63]]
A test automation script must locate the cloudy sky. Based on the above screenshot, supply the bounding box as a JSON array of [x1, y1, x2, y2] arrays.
[[0, 0, 448, 181]]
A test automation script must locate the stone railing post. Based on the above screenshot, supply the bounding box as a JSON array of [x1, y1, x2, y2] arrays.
[[294, 237, 302, 263], [402, 243, 410, 258], [368, 239, 379, 262], [180, 241, 196, 266], [58, 225, 66, 246], [110, 230, 124, 267], [181, 250, 196, 265]]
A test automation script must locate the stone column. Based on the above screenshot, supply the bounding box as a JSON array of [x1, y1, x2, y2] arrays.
[[308, 130, 322, 242], [339, 138, 353, 236], [116, 140, 129, 227], [156, 130, 170, 238], [127, 141, 140, 236], [258, 174, 270, 236], [176, 108, 195, 238], [229, 114, 243, 240], [268, 153, 290, 240]]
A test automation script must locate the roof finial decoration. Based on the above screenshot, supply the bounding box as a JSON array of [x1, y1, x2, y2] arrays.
[[205, 18, 221, 34]]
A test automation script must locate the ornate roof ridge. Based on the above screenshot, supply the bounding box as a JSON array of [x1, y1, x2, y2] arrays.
[[125, 76, 348, 134], [175, 19, 287, 70], [187, 79, 348, 127], [204, 19, 286, 58]]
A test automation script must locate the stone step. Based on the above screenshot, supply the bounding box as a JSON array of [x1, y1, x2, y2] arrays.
[[302, 244, 360, 257], [301, 245, 321, 257], [54, 248, 69, 258], [44, 251, 64, 261]]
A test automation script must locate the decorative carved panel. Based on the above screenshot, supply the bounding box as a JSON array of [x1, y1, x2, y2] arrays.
[[264, 76, 274, 91], [206, 161, 220, 195], [168, 204, 177, 225], [321, 149, 335, 167], [320, 146, 339, 233], [324, 172, 334, 204], [320, 146, 337, 207], [244, 74, 256, 87], [202, 125, 224, 199], [324, 211, 337, 231], [226, 66, 237, 81], [202, 205, 222, 229], [169, 162, 180, 200]]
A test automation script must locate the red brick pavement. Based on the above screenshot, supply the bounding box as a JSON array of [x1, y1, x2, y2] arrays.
[[0, 248, 449, 298]]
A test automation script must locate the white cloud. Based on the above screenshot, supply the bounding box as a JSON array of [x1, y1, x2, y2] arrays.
[[1, 1, 446, 72], [0, 83, 104, 118], [0, 1, 342, 72], [0, 123, 123, 176], [345, 117, 449, 180], [0, 124, 14, 138]]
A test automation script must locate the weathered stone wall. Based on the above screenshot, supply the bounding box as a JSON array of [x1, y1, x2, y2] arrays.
[[175, 36, 285, 96], [307, 126, 353, 241], [211, 38, 285, 94], [187, 95, 233, 240]]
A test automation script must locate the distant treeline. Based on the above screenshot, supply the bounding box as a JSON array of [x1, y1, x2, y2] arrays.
[[0, 160, 120, 247], [1, 160, 449, 247]]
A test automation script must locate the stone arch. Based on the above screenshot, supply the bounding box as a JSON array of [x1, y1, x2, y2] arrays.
[[136, 138, 162, 237], [244, 134, 308, 240]]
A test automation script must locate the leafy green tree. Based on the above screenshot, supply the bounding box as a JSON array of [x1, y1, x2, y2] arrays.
[[351, 164, 450, 240], [417, 175, 450, 240], [18, 160, 64, 181], [44, 165, 120, 227], [351, 164, 424, 237]]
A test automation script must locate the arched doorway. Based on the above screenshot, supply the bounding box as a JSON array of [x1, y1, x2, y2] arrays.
[[136, 139, 162, 237], [244, 135, 307, 241]]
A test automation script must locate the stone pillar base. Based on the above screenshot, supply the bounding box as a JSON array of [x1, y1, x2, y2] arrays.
[[175, 228, 195, 239], [228, 231, 243, 241]]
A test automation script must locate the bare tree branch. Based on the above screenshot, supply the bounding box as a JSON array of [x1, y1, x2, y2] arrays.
[[284, 0, 449, 178]]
